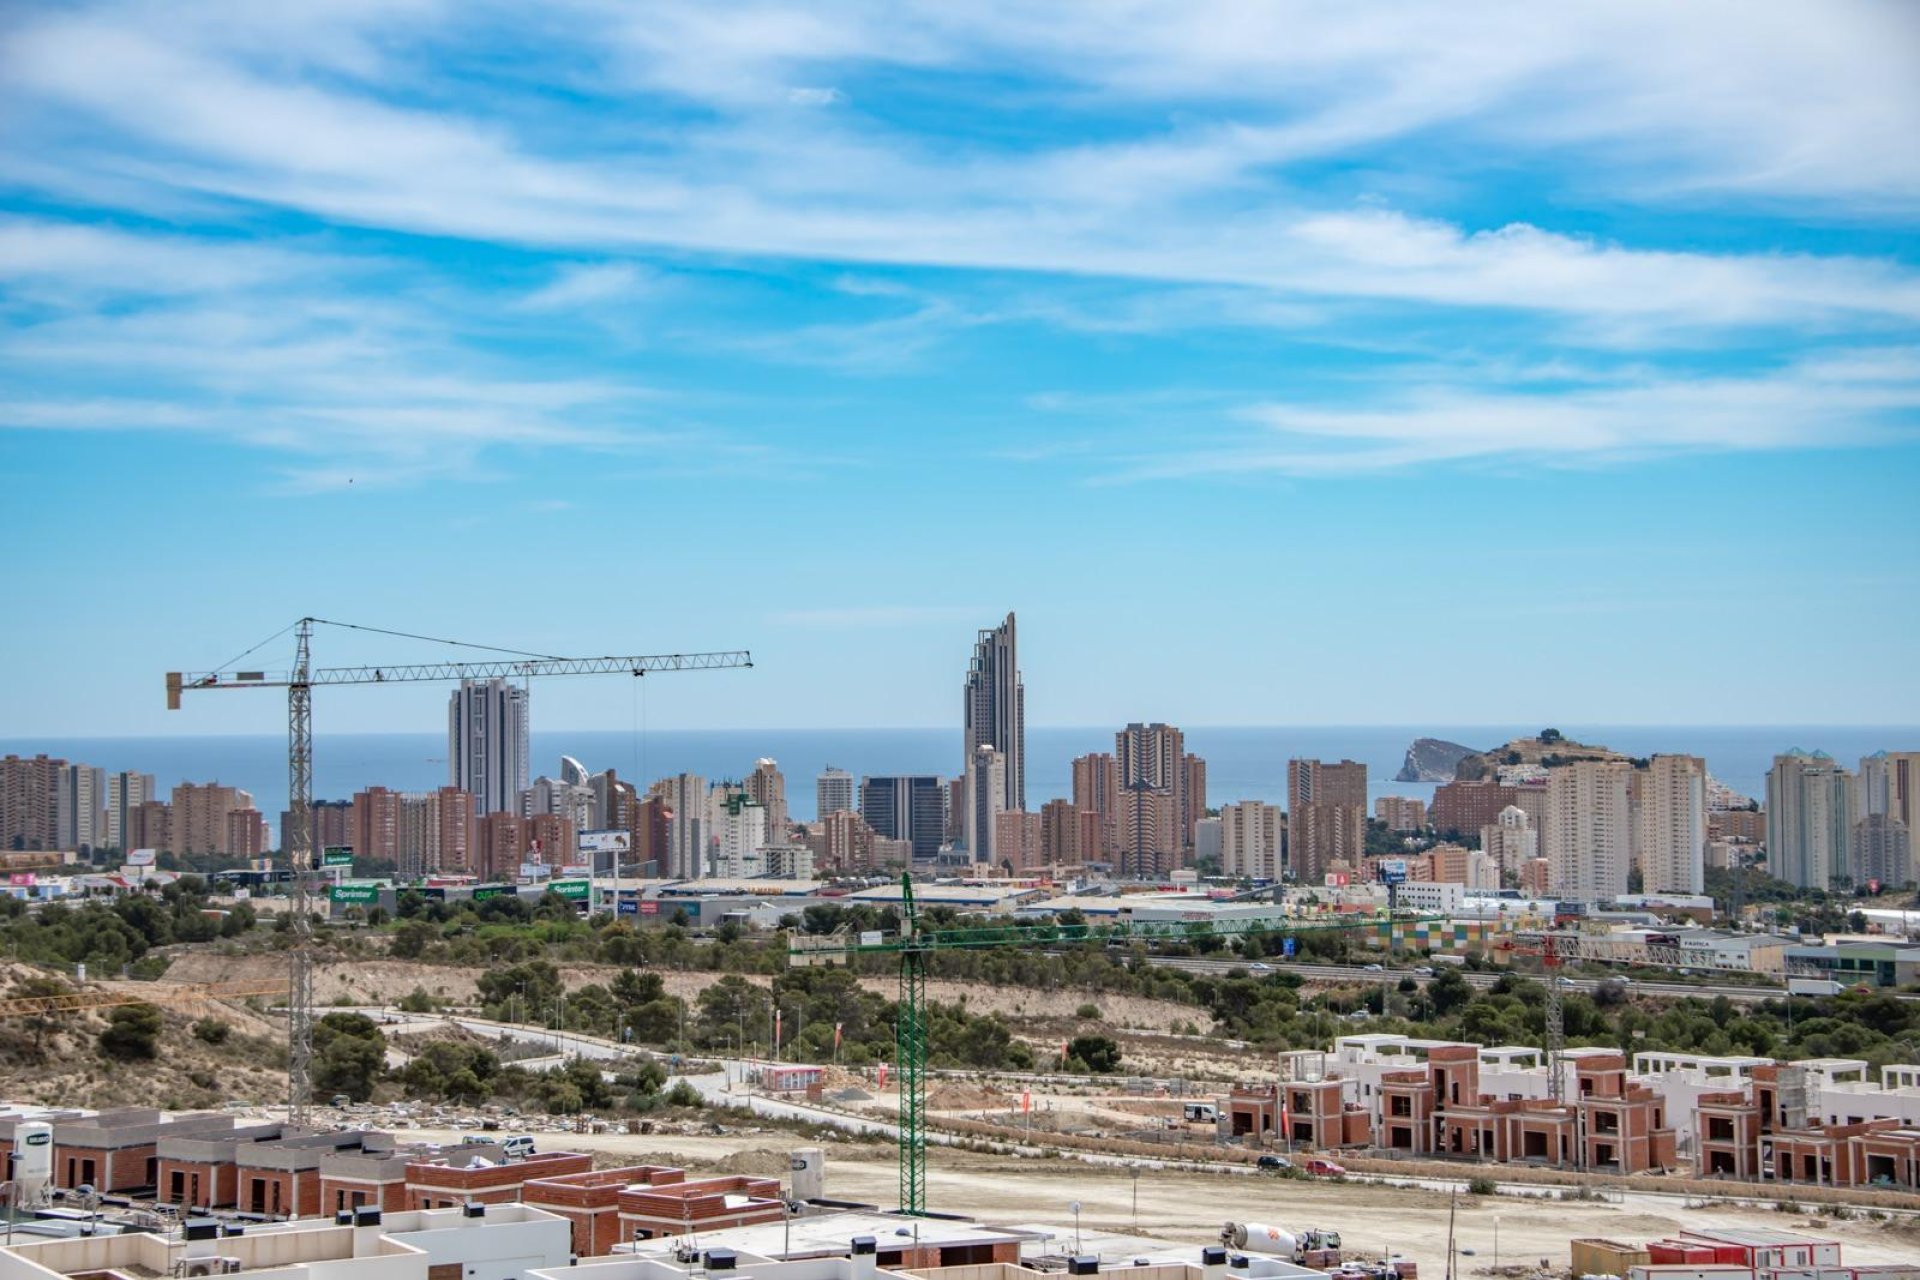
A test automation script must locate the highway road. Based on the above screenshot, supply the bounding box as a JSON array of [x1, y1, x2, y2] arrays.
[[1141, 955, 1805, 1003]]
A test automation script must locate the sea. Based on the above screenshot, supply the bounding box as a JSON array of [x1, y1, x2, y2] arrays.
[[4, 726, 1914, 841]]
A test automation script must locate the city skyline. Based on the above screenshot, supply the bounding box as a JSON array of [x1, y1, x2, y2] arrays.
[[2, 4, 1917, 735]]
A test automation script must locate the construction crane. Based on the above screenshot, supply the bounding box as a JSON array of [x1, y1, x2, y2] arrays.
[[168, 617, 751, 1126], [790, 874, 1442, 1215], [0, 981, 289, 1020], [1499, 928, 1824, 1102]]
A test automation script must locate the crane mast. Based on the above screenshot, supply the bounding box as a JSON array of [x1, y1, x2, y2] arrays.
[[169, 617, 750, 1128]]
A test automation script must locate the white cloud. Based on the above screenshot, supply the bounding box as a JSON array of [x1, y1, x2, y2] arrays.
[[1, 3, 1915, 342], [1097, 350, 1920, 479], [517, 261, 650, 311], [786, 87, 844, 106]]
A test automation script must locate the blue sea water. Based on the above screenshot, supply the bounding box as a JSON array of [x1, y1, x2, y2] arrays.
[[3, 725, 1914, 845]]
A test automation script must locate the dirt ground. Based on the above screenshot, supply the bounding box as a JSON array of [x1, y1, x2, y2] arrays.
[[402, 1123, 1917, 1275]]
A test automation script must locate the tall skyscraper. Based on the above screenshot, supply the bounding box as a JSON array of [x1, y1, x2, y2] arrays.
[[965, 744, 1008, 861], [716, 792, 769, 877], [746, 759, 789, 836], [1858, 751, 1892, 818], [816, 766, 855, 820], [860, 775, 945, 860], [1546, 759, 1632, 901], [1115, 723, 1187, 875], [1071, 752, 1120, 857], [1182, 753, 1207, 849], [0, 754, 64, 851], [106, 770, 156, 853], [1040, 798, 1095, 865], [1287, 758, 1367, 883], [1881, 752, 1920, 849], [1218, 800, 1281, 880], [657, 772, 708, 879], [1768, 750, 1856, 890], [55, 762, 105, 853], [448, 677, 530, 816], [1637, 754, 1707, 895], [963, 613, 1025, 812]]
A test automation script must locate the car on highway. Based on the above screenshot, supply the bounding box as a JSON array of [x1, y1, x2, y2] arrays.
[[1414, 966, 1434, 976], [1256, 1154, 1292, 1171], [1302, 1158, 1346, 1177], [1363, 963, 1384, 972], [1249, 962, 1273, 973]]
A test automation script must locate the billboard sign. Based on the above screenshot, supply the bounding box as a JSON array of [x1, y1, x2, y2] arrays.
[[1379, 859, 1409, 885], [639, 899, 659, 915], [579, 829, 631, 855], [618, 898, 639, 915], [472, 884, 514, 902], [549, 878, 590, 900], [127, 848, 157, 867], [322, 846, 354, 867], [1283, 937, 1296, 958], [329, 883, 379, 904]]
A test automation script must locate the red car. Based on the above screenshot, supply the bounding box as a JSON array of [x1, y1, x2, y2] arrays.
[[1303, 1158, 1346, 1177]]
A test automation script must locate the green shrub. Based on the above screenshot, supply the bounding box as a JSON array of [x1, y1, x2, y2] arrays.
[[191, 1018, 230, 1045]]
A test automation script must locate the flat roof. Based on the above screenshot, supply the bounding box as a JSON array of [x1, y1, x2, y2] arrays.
[[627, 1210, 1032, 1261]]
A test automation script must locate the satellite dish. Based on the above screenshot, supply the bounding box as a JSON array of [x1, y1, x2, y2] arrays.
[[1070, 1201, 1082, 1215]]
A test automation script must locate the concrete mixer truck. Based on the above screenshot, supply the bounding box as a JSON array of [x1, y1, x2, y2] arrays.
[[1220, 1222, 1343, 1269]]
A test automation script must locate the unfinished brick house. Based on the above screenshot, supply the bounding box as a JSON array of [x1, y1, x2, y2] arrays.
[[615, 1173, 785, 1241], [522, 1165, 687, 1256], [1225, 1080, 1370, 1148], [1692, 1062, 1920, 1189], [404, 1148, 593, 1210]]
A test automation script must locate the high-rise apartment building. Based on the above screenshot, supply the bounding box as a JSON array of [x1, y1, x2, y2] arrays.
[[656, 773, 708, 880], [130, 799, 171, 853], [993, 810, 1043, 872], [1116, 722, 1189, 866], [226, 809, 269, 859], [1288, 758, 1367, 884], [1071, 753, 1120, 857], [746, 759, 789, 836], [528, 812, 576, 867], [1480, 805, 1537, 880], [820, 808, 877, 874], [477, 811, 527, 881], [717, 791, 768, 877], [859, 775, 944, 860], [1, 754, 64, 851], [55, 763, 106, 853], [351, 787, 402, 865], [816, 767, 855, 820], [426, 786, 478, 875], [1116, 783, 1178, 879], [1767, 750, 1857, 890], [448, 677, 530, 816], [1859, 752, 1891, 818], [965, 744, 1007, 861], [963, 613, 1025, 812], [280, 800, 350, 856], [106, 771, 156, 854], [1375, 796, 1428, 833], [1881, 752, 1920, 850], [629, 794, 670, 874], [1637, 755, 1707, 895], [1545, 760, 1632, 901], [1430, 779, 1518, 837], [1182, 753, 1207, 849], [1852, 814, 1912, 889], [170, 781, 255, 856], [1040, 798, 1095, 865], [1218, 800, 1282, 880], [523, 775, 595, 830]]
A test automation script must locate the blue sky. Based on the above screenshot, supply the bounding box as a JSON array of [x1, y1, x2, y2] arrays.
[[3, 1, 1918, 735]]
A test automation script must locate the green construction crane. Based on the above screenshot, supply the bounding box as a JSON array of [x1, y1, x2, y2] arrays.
[[789, 873, 1442, 1215]]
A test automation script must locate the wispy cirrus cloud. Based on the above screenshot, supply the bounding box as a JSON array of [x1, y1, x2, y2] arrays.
[[1087, 349, 1920, 479]]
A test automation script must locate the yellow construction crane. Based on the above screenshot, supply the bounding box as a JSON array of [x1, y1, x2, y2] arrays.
[[168, 617, 751, 1126], [0, 981, 288, 1019]]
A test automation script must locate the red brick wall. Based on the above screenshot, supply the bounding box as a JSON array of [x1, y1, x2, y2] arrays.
[[232, 1168, 323, 1218], [321, 1177, 409, 1215], [405, 1152, 594, 1211], [55, 1144, 156, 1194], [158, 1158, 239, 1208]]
